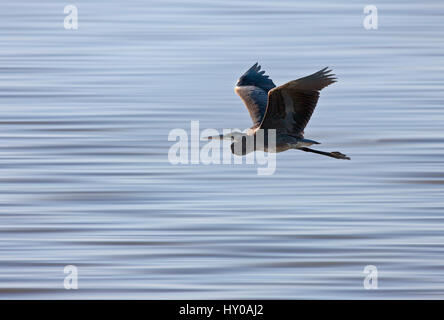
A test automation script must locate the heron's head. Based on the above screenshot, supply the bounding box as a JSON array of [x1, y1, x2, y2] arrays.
[[229, 131, 245, 142], [230, 136, 255, 156]]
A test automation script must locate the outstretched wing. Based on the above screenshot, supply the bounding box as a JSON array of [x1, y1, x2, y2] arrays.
[[235, 63, 276, 129], [259, 67, 336, 137]]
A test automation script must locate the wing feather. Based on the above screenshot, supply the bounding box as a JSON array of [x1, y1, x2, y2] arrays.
[[260, 67, 336, 137], [235, 63, 276, 128]]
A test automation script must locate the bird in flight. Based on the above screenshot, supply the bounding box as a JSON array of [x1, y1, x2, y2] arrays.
[[207, 63, 350, 160]]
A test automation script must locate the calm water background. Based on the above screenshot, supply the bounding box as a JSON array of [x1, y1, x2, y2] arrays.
[[0, 0, 444, 299]]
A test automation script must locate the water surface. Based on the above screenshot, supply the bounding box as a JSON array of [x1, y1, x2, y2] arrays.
[[1, 0, 444, 299]]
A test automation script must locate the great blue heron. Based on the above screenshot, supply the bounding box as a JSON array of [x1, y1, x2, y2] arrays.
[[208, 63, 350, 160]]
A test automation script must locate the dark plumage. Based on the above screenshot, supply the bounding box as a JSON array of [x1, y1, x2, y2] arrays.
[[236, 62, 276, 91], [209, 63, 349, 160], [260, 67, 337, 138]]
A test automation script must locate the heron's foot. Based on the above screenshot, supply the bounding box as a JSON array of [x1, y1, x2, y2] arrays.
[[330, 151, 350, 160], [298, 147, 350, 160]]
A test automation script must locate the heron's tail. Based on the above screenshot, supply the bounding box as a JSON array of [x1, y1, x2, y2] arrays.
[[300, 138, 320, 146]]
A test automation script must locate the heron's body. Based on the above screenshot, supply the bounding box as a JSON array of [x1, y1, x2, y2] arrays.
[[208, 63, 350, 160], [229, 131, 319, 155]]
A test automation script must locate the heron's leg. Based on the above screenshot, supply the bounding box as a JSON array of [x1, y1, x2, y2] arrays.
[[298, 147, 350, 160]]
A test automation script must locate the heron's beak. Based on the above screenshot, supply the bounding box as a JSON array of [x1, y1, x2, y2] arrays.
[[205, 134, 224, 140]]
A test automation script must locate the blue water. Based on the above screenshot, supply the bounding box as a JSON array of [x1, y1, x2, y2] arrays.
[[1, 0, 444, 298]]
